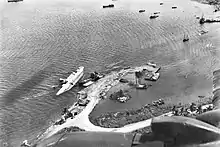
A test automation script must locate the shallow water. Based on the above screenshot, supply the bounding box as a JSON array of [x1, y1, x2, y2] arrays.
[[1, 0, 220, 146]]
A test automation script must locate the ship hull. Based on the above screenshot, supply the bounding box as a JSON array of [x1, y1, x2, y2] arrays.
[[56, 67, 84, 95]]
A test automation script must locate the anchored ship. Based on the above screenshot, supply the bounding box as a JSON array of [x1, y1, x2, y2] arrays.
[[56, 66, 84, 96]]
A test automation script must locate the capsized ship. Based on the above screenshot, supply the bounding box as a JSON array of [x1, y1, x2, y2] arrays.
[[56, 66, 84, 96]]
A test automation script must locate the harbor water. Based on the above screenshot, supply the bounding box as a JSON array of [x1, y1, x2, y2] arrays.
[[1, 0, 220, 146]]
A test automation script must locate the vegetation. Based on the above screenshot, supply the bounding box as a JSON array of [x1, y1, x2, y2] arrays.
[[55, 126, 85, 135], [90, 104, 174, 128], [109, 89, 131, 102], [89, 96, 213, 131]]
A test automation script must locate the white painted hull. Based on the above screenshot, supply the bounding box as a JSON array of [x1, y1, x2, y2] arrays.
[[56, 66, 84, 96]]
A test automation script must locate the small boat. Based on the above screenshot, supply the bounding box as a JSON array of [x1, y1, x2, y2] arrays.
[[144, 72, 160, 81], [147, 62, 157, 68], [119, 78, 129, 83], [154, 12, 160, 15], [150, 15, 159, 19], [199, 14, 205, 24], [172, 6, 177, 9], [160, 2, 163, 5], [183, 34, 189, 42], [139, 10, 145, 13], [83, 81, 94, 87], [103, 4, 114, 8], [151, 73, 160, 81], [56, 66, 84, 95], [123, 66, 131, 70], [59, 78, 67, 84], [144, 73, 153, 81], [136, 84, 148, 89], [79, 71, 104, 87], [200, 30, 208, 35]]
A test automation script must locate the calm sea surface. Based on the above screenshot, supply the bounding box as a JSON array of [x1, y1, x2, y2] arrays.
[[1, 0, 220, 146]]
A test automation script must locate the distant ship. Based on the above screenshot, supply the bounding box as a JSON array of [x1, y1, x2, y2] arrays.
[[139, 10, 145, 13], [56, 66, 84, 96], [103, 4, 114, 8], [8, 0, 23, 2], [183, 34, 189, 42], [149, 15, 159, 19]]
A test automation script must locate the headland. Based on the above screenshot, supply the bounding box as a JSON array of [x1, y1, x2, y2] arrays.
[[32, 62, 213, 145], [33, 64, 161, 142]]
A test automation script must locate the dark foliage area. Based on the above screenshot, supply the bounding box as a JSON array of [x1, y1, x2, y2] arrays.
[[55, 126, 85, 135], [89, 96, 213, 133]]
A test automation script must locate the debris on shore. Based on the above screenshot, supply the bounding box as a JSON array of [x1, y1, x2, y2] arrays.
[[109, 89, 131, 103], [136, 62, 161, 82], [152, 99, 165, 106]]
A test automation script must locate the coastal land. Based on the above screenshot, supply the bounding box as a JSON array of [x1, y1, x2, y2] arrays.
[[27, 0, 220, 146], [33, 62, 213, 145], [193, 0, 220, 11], [34, 65, 162, 143]]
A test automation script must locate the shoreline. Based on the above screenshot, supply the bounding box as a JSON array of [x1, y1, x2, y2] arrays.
[[34, 65, 161, 144], [89, 96, 213, 131], [193, 0, 220, 11], [33, 63, 213, 145]]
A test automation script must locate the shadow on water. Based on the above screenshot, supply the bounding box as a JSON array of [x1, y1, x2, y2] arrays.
[[1, 66, 51, 107]]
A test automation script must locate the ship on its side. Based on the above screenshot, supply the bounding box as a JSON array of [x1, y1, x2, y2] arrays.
[[56, 66, 84, 96]]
